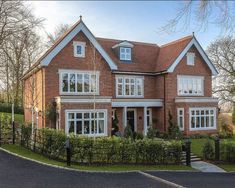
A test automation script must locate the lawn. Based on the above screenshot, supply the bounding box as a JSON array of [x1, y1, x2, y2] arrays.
[[1, 144, 193, 171], [0, 112, 24, 124], [217, 164, 235, 172]]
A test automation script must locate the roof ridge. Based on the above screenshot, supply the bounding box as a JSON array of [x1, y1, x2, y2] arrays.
[[160, 35, 193, 48], [97, 37, 159, 47]]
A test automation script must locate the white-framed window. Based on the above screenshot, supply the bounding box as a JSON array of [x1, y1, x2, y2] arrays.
[[187, 52, 195, 66], [116, 75, 144, 97], [147, 108, 152, 128], [120, 47, 132, 61], [177, 75, 204, 96], [66, 109, 107, 136], [177, 108, 184, 131], [73, 41, 86, 57], [189, 107, 216, 131], [59, 70, 99, 95]]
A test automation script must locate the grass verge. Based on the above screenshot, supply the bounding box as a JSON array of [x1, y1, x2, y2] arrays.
[[216, 164, 235, 172], [1, 144, 193, 171]]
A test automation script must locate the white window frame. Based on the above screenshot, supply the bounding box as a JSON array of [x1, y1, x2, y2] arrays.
[[65, 109, 107, 136], [112, 109, 116, 120], [115, 75, 144, 98], [187, 52, 195, 66], [147, 108, 152, 128], [189, 107, 216, 131], [177, 75, 204, 96], [177, 108, 184, 131], [120, 47, 132, 61], [73, 41, 86, 58], [59, 69, 99, 95]]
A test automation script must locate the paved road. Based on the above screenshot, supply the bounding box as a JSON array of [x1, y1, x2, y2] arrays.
[[1, 149, 235, 188], [0, 150, 170, 188]]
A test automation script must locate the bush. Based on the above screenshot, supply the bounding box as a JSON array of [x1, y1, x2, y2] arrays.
[[221, 141, 235, 163], [146, 127, 157, 139], [134, 132, 144, 140], [232, 103, 235, 125], [111, 110, 119, 136], [219, 121, 233, 138], [123, 124, 133, 139], [0, 102, 23, 114], [202, 140, 214, 160], [167, 111, 182, 139], [20, 128, 182, 165]]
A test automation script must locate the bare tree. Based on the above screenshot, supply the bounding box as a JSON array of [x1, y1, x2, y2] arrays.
[[159, 1, 235, 33], [207, 36, 235, 105], [46, 23, 70, 47]]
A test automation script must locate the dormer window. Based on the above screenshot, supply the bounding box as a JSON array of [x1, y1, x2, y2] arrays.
[[120, 47, 131, 61], [187, 52, 195, 66], [73, 41, 86, 58]]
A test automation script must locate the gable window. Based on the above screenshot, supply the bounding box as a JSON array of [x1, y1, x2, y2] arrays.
[[189, 108, 216, 130], [187, 52, 195, 66], [73, 41, 86, 57], [60, 70, 99, 95], [66, 110, 107, 136], [120, 47, 131, 61], [116, 76, 144, 97], [177, 75, 204, 96], [177, 108, 184, 131]]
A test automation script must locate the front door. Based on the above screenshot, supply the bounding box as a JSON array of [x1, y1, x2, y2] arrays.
[[127, 109, 136, 132]]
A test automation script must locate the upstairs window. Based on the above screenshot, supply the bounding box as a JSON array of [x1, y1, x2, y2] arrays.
[[60, 70, 99, 94], [116, 76, 143, 97], [73, 41, 86, 58], [120, 47, 131, 61], [177, 75, 204, 96], [187, 52, 195, 66]]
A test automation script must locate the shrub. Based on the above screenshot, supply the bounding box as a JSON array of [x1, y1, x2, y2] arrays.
[[19, 128, 182, 165], [221, 141, 235, 163], [111, 110, 119, 136], [146, 127, 157, 139], [134, 132, 144, 140], [202, 140, 214, 160], [123, 124, 133, 139], [0, 102, 23, 114], [167, 111, 182, 139], [232, 103, 235, 125], [219, 121, 233, 138]]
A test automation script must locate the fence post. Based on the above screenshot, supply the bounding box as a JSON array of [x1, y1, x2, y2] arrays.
[[185, 139, 191, 166], [65, 138, 71, 166], [12, 121, 15, 144], [215, 136, 220, 161]]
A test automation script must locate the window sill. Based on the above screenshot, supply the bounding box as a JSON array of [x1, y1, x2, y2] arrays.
[[189, 127, 217, 131]]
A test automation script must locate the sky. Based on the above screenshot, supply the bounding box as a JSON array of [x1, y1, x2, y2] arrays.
[[28, 1, 228, 49]]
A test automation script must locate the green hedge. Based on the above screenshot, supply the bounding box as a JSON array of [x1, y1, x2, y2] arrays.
[[21, 128, 182, 165], [221, 141, 235, 163], [0, 103, 23, 114]]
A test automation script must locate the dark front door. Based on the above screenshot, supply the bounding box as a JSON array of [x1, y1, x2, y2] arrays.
[[127, 110, 135, 132]]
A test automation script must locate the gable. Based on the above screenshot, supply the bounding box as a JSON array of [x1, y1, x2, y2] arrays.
[[41, 21, 117, 70], [167, 37, 218, 75]]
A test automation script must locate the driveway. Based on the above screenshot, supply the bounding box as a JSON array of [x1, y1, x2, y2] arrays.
[[1, 149, 235, 188]]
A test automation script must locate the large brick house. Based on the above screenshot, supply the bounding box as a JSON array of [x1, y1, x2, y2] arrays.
[[22, 17, 219, 136]]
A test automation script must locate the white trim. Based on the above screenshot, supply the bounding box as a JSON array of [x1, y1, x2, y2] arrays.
[[41, 21, 117, 70], [167, 38, 218, 75], [59, 69, 100, 95], [65, 109, 108, 136], [113, 71, 168, 75], [177, 75, 204, 96], [177, 108, 184, 131], [58, 98, 111, 103], [112, 41, 134, 49], [175, 97, 218, 103], [144, 106, 147, 136], [120, 47, 132, 61], [127, 108, 137, 132], [112, 99, 163, 107], [73, 41, 86, 58], [115, 75, 144, 98], [189, 107, 217, 131]]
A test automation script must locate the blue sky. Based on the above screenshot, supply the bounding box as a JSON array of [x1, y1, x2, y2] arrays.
[[30, 1, 226, 49]]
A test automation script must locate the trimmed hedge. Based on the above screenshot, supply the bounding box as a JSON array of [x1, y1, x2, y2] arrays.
[[21, 128, 182, 165], [0, 103, 23, 114], [221, 141, 235, 163]]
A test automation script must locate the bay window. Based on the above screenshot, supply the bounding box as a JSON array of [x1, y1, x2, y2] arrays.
[[116, 76, 144, 97], [189, 108, 216, 130], [66, 110, 107, 136], [177, 75, 204, 96], [60, 70, 99, 95]]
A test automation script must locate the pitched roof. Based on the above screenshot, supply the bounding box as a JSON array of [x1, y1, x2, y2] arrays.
[[97, 38, 160, 72], [155, 36, 193, 72]]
